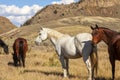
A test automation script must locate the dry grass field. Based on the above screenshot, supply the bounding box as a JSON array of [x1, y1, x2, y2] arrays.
[[1, 24, 120, 80]]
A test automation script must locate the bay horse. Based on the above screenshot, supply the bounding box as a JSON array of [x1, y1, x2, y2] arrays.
[[91, 24, 120, 80], [0, 39, 9, 54], [12, 38, 28, 67], [35, 27, 98, 80]]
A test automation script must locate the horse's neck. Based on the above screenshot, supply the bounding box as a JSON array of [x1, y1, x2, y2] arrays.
[[47, 28, 64, 40], [103, 29, 117, 44]]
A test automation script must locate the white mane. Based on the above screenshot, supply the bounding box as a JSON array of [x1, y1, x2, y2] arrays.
[[44, 28, 66, 40]]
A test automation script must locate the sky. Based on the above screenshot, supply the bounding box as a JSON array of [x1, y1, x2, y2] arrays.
[[0, 0, 79, 27]]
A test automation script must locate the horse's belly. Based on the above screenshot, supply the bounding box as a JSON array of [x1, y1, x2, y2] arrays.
[[62, 50, 82, 59], [60, 38, 82, 59]]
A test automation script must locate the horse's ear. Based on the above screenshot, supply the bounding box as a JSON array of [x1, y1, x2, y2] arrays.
[[40, 27, 43, 30], [90, 26, 94, 30], [95, 24, 99, 29], [40, 26, 44, 30]]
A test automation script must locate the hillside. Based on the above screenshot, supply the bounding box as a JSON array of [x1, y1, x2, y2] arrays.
[[23, 0, 120, 26], [0, 16, 16, 34]]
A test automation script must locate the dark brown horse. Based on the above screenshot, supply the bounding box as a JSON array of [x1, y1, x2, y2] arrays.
[[0, 39, 9, 54], [13, 38, 28, 67], [91, 24, 120, 80]]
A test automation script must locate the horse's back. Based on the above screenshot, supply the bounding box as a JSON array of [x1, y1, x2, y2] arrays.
[[57, 33, 93, 58], [13, 38, 28, 54], [76, 33, 92, 42]]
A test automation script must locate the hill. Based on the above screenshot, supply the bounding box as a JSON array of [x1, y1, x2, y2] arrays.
[[0, 16, 16, 34], [23, 0, 120, 26]]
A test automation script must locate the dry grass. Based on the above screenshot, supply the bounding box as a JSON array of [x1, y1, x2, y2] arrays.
[[0, 25, 120, 80]]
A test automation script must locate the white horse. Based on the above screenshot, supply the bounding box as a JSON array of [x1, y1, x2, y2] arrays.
[[35, 27, 98, 80]]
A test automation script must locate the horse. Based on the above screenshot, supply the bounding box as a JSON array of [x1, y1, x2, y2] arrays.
[[12, 38, 28, 67], [35, 27, 98, 80], [0, 39, 9, 54], [91, 24, 120, 80]]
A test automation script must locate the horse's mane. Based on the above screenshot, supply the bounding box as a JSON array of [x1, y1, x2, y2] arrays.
[[99, 27, 120, 46], [44, 28, 65, 39], [99, 27, 117, 33], [99, 27, 118, 39]]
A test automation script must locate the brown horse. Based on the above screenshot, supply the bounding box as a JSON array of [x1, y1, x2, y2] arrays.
[[13, 38, 28, 67], [91, 24, 120, 80]]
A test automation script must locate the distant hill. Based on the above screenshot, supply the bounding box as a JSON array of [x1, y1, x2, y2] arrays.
[[0, 16, 16, 34], [23, 0, 120, 26]]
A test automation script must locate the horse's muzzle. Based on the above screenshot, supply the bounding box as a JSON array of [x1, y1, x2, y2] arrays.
[[92, 42, 97, 47], [35, 41, 40, 46]]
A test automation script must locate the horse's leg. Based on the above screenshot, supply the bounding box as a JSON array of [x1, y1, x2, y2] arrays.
[[55, 43, 68, 77], [65, 58, 69, 76], [109, 56, 115, 80], [90, 54, 98, 80], [82, 44, 93, 80], [18, 56, 22, 66], [90, 45, 98, 79], [108, 46, 115, 80], [23, 58, 25, 67], [90, 55, 94, 79], [22, 54, 25, 67], [83, 58, 92, 80], [59, 55, 68, 77]]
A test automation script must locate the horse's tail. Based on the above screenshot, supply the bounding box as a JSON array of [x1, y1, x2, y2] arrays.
[[90, 44, 98, 76], [19, 41, 24, 56]]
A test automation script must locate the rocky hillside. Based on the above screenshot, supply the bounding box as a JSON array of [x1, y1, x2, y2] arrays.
[[23, 0, 120, 26], [0, 16, 16, 34]]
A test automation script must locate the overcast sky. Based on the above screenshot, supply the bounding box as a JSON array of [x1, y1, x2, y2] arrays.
[[0, 0, 79, 27]]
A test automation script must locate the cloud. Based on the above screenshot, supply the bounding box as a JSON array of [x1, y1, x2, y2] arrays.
[[0, 4, 43, 27], [52, 0, 75, 4], [7, 15, 32, 26]]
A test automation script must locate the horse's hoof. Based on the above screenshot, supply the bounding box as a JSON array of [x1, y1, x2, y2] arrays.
[[63, 76, 69, 79], [87, 77, 95, 80]]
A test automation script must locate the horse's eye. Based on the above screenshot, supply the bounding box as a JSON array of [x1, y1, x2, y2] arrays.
[[94, 32, 97, 35], [92, 31, 97, 35]]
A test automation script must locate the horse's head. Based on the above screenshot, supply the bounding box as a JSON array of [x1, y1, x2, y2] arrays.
[[3, 45, 9, 54], [35, 27, 48, 45], [90, 24, 103, 44], [0, 39, 9, 54]]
